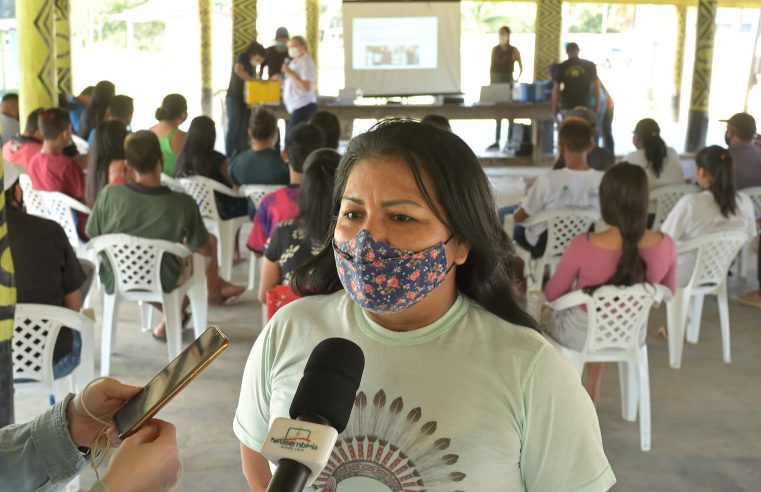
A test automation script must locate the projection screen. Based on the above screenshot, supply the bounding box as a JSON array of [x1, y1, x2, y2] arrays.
[[342, 0, 461, 96]]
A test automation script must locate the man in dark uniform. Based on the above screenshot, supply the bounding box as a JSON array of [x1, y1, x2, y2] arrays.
[[487, 26, 522, 151], [259, 27, 290, 80], [552, 42, 600, 121], [226, 41, 267, 158]]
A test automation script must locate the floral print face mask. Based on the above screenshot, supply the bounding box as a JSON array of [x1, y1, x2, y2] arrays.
[[333, 229, 453, 313]]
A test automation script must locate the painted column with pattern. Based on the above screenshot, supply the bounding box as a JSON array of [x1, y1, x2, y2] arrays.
[[200, 0, 213, 116], [685, 0, 717, 152], [233, 0, 257, 57], [672, 6, 687, 121], [54, 0, 72, 97], [533, 0, 562, 82], [17, 0, 57, 126], [0, 162, 17, 427], [306, 0, 319, 67]]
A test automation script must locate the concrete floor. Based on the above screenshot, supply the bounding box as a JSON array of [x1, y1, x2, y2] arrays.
[[13, 256, 761, 492]]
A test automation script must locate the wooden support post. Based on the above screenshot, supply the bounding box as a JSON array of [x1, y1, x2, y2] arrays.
[[685, 0, 717, 152], [16, 0, 57, 123], [54, 0, 72, 97], [199, 0, 213, 116]]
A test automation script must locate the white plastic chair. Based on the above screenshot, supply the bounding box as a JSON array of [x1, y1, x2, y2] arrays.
[[666, 230, 748, 369], [18, 173, 47, 217], [650, 184, 700, 231], [87, 234, 208, 376], [160, 173, 186, 193], [12, 303, 95, 401], [735, 187, 761, 279], [240, 184, 281, 290], [38, 190, 92, 256], [546, 284, 672, 451], [505, 208, 600, 291], [179, 176, 249, 281]]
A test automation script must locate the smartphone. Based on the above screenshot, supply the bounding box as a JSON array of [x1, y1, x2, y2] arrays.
[[113, 326, 230, 439]]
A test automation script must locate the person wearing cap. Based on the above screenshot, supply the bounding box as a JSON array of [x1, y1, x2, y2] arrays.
[[623, 118, 684, 190], [553, 106, 613, 171], [551, 43, 600, 121], [281, 36, 318, 139], [260, 27, 290, 81], [3, 159, 94, 383], [724, 112, 761, 189], [226, 41, 267, 158]]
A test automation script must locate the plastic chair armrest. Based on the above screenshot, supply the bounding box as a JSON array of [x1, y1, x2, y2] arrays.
[[546, 290, 590, 312]]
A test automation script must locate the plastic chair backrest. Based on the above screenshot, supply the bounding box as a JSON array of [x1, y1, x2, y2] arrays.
[[583, 284, 666, 354], [38, 191, 91, 248], [680, 230, 748, 289], [178, 176, 224, 221], [533, 209, 599, 259], [651, 184, 700, 230], [241, 184, 282, 208], [18, 174, 47, 217], [266, 285, 301, 320], [740, 187, 761, 218], [89, 234, 192, 295], [12, 304, 92, 384], [160, 174, 187, 194]]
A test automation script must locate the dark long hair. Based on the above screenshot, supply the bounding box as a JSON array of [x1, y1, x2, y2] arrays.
[[696, 145, 737, 218], [634, 118, 668, 178], [155, 93, 187, 121], [86, 120, 128, 207], [78, 80, 115, 139], [298, 149, 341, 243], [291, 119, 537, 330], [588, 163, 649, 292], [175, 116, 217, 178]]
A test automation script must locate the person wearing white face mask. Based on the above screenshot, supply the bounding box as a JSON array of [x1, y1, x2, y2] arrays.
[[487, 26, 523, 152], [281, 36, 318, 140]]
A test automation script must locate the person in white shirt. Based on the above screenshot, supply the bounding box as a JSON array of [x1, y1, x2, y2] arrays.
[[234, 120, 616, 492], [661, 145, 756, 286], [512, 118, 603, 257], [281, 35, 318, 140], [624, 118, 684, 190]]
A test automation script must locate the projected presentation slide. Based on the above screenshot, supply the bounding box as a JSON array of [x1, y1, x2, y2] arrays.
[[352, 17, 438, 70]]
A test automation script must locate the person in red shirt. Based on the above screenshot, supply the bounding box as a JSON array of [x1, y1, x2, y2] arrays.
[[2, 108, 43, 167], [27, 107, 87, 237]]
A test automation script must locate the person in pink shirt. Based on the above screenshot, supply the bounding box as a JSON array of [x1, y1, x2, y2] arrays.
[[2, 108, 43, 167], [543, 163, 677, 403]]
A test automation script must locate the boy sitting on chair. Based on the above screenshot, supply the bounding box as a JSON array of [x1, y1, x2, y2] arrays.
[[87, 130, 245, 338]]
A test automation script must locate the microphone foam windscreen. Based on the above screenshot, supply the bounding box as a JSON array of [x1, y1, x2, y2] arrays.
[[289, 338, 365, 433]]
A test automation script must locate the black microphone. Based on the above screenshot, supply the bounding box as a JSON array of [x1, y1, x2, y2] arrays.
[[263, 338, 365, 492]]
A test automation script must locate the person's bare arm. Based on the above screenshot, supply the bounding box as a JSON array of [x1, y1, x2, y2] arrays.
[[594, 79, 602, 113], [514, 48, 523, 80], [220, 160, 231, 184], [234, 63, 257, 82], [62, 290, 82, 312], [241, 444, 272, 492], [171, 130, 186, 154], [258, 257, 281, 304], [513, 207, 529, 224], [551, 83, 560, 118]]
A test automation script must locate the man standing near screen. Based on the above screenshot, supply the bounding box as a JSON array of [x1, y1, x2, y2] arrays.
[[281, 36, 318, 139], [487, 26, 522, 151], [551, 42, 601, 121]]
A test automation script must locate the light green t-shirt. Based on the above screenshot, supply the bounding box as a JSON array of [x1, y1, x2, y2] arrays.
[[86, 183, 209, 293], [234, 291, 616, 491]]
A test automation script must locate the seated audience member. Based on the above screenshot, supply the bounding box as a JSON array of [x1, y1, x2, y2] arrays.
[[229, 107, 289, 186], [4, 162, 95, 383], [150, 93, 188, 176], [624, 118, 684, 189], [553, 106, 614, 171], [27, 108, 86, 218], [87, 131, 245, 338], [247, 122, 325, 255], [64, 86, 93, 134], [1, 93, 20, 145], [2, 108, 43, 167], [724, 112, 761, 189], [175, 115, 248, 219], [259, 149, 340, 302], [510, 118, 603, 257], [544, 163, 677, 402], [85, 120, 133, 207], [309, 110, 341, 148], [78, 80, 115, 141], [661, 146, 756, 287], [421, 114, 452, 132], [1, 378, 181, 492], [88, 94, 134, 147]]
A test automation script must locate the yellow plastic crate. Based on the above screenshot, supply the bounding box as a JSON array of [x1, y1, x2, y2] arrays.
[[245, 80, 281, 105]]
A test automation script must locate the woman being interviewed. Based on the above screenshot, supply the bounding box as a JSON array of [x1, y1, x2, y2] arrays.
[[543, 163, 677, 403], [234, 120, 616, 491]]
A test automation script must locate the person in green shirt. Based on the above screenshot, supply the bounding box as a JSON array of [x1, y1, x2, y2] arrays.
[[87, 130, 245, 338]]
